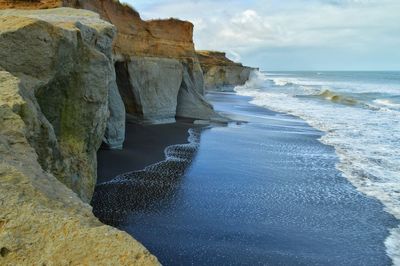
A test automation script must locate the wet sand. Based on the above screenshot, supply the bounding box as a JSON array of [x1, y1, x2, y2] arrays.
[[97, 121, 196, 183], [94, 92, 398, 265]]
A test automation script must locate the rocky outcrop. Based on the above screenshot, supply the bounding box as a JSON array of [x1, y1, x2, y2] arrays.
[[176, 61, 224, 121], [1, 0, 126, 152], [115, 57, 183, 124], [103, 72, 126, 149], [114, 56, 225, 123], [0, 2, 254, 264], [0, 7, 119, 202], [0, 8, 158, 265], [197, 51, 255, 91], [77, 0, 221, 122], [0, 0, 222, 123], [64, 0, 223, 123]]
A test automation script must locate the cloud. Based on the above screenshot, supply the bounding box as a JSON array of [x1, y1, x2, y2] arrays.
[[124, 0, 400, 70]]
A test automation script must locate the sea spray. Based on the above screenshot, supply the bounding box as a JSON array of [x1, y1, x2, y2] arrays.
[[235, 70, 400, 265]]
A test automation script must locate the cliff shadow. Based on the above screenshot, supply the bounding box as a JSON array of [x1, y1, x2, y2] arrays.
[[92, 127, 203, 226], [114, 61, 144, 117]]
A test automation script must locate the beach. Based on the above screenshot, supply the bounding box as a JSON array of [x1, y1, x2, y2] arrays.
[[3, 2, 397, 265], [93, 91, 398, 265], [97, 122, 197, 183]]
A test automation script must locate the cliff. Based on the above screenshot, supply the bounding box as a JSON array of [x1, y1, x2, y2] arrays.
[[0, 1, 255, 264], [68, 0, 222, 123], [197, 50, 255, 91], [0, 0, 196, 57], [1, 0, 222, 123], [0, 8, 158, 265]]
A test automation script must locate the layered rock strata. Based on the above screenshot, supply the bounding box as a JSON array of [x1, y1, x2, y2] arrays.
[[0, 8, 158, 264], [0, 7, 118, 201], [0, 1, 255, 264], [29, 0, 219, 123], [71, 0, 223, 123], [196, 50, 255, 91]]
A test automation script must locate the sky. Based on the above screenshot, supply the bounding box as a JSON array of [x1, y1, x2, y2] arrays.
[[123, 0, 400, 71]]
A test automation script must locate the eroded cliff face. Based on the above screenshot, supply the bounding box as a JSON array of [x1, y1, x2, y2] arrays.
[[197, 51, 255, 91], [0, 2, 253, 264], [0, 7, 119, 202], [1, 0, 222, 123], [2, 0, 230, 124], [62, 0, 221, 123], [0, 8, 158, 265]]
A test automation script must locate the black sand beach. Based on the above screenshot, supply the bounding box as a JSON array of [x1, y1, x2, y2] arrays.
[[93, 92, 398, 265], [97, 122, 196, 183]]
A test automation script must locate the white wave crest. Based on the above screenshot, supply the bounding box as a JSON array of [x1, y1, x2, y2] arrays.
[[373, 99, 400, 109], [235, 71, 400, 265]]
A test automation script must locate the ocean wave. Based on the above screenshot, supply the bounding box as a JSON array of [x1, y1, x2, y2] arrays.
[[265, 72, 400, 95], [235, 71, 400, 265], [272, 78, 295, 87], [266, 73, 398, 111], [312, 89, 358, 106], [373, 99, 400, 109]]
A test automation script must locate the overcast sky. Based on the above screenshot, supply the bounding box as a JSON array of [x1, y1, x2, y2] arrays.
[[123, 0, 400, 71]]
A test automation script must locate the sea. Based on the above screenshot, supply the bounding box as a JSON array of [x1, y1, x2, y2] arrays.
[[235, 71, 400, 263]]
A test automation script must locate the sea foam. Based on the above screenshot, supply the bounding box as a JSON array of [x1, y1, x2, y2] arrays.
[[235, 70, 400, 265]]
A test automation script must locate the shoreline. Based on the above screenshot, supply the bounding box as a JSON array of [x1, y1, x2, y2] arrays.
[[97, 121, 202, 183], [1, 2, 396, 265], [234, 71, 400, 264], [0, 5, 255, 265], [93, 91, 396, 265], [209, 91, 399, 265], [93, 123, 205, 225]]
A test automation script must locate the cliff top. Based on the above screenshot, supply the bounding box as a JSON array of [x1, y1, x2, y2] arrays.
[[0, 0, 196, 58], [0, 0, 61, 9], [196, 50, 243, 67]]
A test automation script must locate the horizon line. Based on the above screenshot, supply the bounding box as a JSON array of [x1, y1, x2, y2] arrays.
[[259, 69, 400, 72]]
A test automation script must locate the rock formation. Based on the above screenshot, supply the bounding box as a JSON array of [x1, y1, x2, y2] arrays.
[[0, 1, 255, 264], [197, 50, 256, 91], [0, 7, 119, 202], [0, 8, 158, 265], [25, 0, 218, 123], [71, 0, 224, 123]]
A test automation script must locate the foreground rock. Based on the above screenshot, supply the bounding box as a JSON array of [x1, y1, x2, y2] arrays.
[[0, 9, 158, 265], [197, 51, 256, 91], [0, 7, 119, 201]]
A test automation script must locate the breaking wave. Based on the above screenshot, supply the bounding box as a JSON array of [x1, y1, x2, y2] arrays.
[[236, 70, 400, 265], [312, 89, 359, 106]]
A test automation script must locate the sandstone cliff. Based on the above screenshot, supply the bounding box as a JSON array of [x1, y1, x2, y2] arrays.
[[1, 0, 224, 123], [0, 8, 158, 265], [197, 50, 255, 91], [67, 0, 223, 123], [0, 7, 123, 202], [2, 0, 220, 123], [0, 1, 255, 264]]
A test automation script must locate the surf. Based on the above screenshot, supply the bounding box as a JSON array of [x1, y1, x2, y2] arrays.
[[235, 70, 400, 265]]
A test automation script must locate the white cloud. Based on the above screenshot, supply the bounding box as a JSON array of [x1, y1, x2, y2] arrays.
[[124, 0, 400, 70]]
